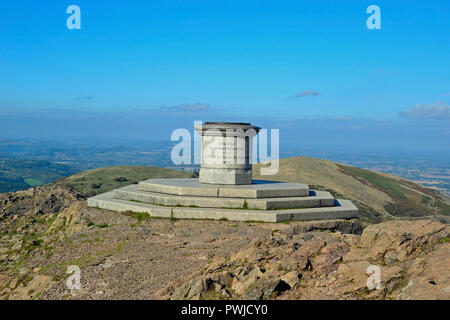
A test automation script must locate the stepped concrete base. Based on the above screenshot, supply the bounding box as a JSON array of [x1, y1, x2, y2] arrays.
[[138, 178, 309, 198], [87, 178, 359, 222], [88, 191, 358, 223], [113, 184, 334, 210]]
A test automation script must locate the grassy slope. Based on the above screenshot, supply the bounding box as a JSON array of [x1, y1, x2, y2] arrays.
[[253, 156, 450, 223], [54, 166, 193, 198]]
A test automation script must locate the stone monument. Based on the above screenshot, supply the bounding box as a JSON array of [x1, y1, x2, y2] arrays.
[[194, 122, 260, 185], [88, 121, 358, 222]]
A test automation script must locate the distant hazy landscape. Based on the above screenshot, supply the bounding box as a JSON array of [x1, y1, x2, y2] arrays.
[[0, 137, 449, 196]]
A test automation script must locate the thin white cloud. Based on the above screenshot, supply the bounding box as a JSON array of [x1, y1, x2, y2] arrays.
[[399, 102, 450, 120], [73, 95, 94, 101], [160, 103, 223, 113], [295, 91, 320, 98]]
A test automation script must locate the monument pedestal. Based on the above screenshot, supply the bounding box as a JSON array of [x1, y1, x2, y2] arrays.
[[198, 168, 252, 185], [194, 122, 260, 185]]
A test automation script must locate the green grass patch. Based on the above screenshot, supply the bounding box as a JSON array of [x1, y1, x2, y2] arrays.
[[129, 211, 150, 225], [34, 217, 47, 225], [83, 217, 95, 227], [200, 290, 230, 300], [24, 178, 44, 187], [340, 165, 408, 200], [421, 195, 432, 205], [96, 223, 109, 228]]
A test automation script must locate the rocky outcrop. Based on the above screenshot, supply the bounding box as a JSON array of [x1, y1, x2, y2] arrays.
[[156, 220, 450, 300], [0, 185, 86, 300], [47, 202, 86, 237], [8, 275, 54, 300], [0, 185, 84, 219]]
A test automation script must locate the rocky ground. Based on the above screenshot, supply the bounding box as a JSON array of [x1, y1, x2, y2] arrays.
[[157, 219, 450, 300], [0, 184, 449, 300]]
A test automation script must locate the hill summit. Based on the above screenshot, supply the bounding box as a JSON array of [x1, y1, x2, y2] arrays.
[[0, 157, 448, 300]]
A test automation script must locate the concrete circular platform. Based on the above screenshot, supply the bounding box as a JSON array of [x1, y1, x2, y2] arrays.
[[138, 178, 309, 198]]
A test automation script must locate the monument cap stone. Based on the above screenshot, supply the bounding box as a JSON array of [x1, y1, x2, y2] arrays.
[[194, 122, 261, 185]]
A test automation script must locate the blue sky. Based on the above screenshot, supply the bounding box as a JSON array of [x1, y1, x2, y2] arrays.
[[0, 1, 449, 153]]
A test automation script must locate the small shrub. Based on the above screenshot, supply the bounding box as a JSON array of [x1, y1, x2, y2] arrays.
[[129, 212, 150, 225], [96, 223, 109, 228]]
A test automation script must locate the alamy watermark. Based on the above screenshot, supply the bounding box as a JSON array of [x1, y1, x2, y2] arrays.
[[366, 5, 381, 30], [64, 5, 382, 31], [66, 265, 81, 293], [366, 265, 382, 290], [66, 5, 81, 30]]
